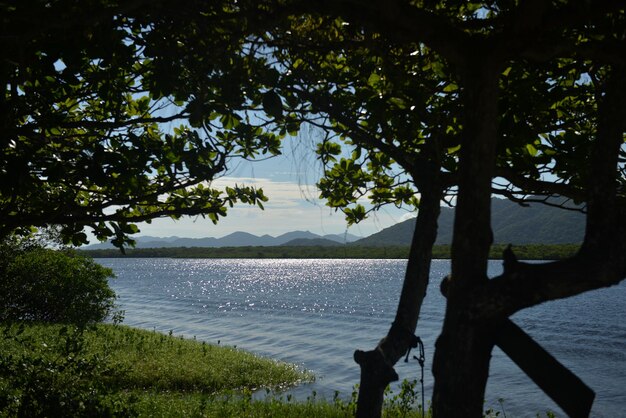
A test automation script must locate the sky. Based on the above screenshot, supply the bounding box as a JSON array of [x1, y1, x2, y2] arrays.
[[126, 134, 415, 240]]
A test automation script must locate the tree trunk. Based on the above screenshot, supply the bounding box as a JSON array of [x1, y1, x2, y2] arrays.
[[354, 178, 441, 418], [431, 302, 497, 417], [582, 65, 626, 257], [432, 53, 501, 418]]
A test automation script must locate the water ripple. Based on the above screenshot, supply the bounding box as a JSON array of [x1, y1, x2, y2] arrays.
[[101, 258, 626, 418]]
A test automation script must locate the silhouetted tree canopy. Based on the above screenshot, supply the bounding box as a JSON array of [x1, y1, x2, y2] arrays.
[[1, 1, 286, 246], [2, 1, 625, 417]]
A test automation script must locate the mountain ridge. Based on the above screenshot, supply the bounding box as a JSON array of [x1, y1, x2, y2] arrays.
[[84, 198, 584, 249], [85, 230, 362, 249], [354, 197, 584, 246]]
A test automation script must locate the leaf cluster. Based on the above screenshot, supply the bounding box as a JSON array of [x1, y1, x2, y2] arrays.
[[233, 2, 626, 221], [0, 1, 291, 247]]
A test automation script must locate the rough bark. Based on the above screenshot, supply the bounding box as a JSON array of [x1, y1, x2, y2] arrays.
[[354, 178, 441, 418], [431, 52, 502, 418]]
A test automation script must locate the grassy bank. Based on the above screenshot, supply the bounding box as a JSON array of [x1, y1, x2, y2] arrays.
[[0, 323, 310, 393], [0, 323, 553, 417], [80, 243, 580, 260], [0, 323, 314, 416], [0, 323, 430, 417]]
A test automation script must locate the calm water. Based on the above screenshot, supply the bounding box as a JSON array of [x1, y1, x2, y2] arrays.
[[100, 258, 626, 418]]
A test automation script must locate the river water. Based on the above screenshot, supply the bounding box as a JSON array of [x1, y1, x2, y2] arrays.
[[99, 258, 625, 418]]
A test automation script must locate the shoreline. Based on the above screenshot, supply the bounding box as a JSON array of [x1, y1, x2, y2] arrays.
[[80, 243, 580, 261]]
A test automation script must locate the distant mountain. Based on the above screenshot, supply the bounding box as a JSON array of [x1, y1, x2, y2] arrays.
[[274, 231, 320, 245], [84, 230, 361, 249], [354, 197, 585, 246], [216, 231, 276, 247], [135, 236, 181, 243], [139, 237, 220, 248], [322, 233, 361, 243], [84, 197, 582, 250], [281, 238, 342, 247]]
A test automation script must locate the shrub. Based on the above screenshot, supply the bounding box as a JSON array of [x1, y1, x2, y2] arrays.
[[0, 324, 137, 417], [0, 248, 116, 325]]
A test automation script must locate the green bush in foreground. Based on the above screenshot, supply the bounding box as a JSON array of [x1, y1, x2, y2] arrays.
[[0, 247, 116, 325]]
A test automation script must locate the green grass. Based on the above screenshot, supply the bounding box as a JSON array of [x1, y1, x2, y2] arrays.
[[129, 387, 432, 418], [0, 322, 434, 417], [0, 323, 310, 394], [0, 322, 314, 416], [133, 391, 360, 417], [87, 324, 310, 393], [0, 322, 556, 417]]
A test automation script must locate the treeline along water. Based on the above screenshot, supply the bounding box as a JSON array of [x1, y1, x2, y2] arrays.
[[100, 258, 626, 418]]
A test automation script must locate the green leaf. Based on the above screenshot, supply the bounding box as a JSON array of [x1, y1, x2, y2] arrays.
[[367, 73, 381, 87], [344, 204, 366, 225], [388, 97, 407, 109]]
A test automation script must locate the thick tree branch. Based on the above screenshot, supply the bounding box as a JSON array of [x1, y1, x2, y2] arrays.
[[494, 166, 584, 201], [18, 112, 188, 132], [476, 249, 625, 320]]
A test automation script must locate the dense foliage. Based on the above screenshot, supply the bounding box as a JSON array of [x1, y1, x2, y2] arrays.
[[0, 244, 116, 325], [0, 1, 280, 247], [0, 324, 136, 417]]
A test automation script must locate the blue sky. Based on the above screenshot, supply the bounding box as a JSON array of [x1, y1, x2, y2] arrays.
[[129, 135, 414, 240]]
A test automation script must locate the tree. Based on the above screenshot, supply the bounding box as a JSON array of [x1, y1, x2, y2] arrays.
[[0, 0, 285, 247], [262, 20, 453, 415], [215, 2, 626, 417]]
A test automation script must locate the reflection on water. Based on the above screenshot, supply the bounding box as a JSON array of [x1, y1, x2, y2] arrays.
[[100, 258, 626, 418]]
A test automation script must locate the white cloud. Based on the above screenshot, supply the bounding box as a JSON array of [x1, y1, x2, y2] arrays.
[[208, 176, 323, 209], [119, 177, 411, 240]]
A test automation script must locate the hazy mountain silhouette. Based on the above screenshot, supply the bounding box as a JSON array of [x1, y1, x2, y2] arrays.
[[85, 230, 362, 249], [85, 197, 583, 249], [354, 197, 584, 246], [281, 238, 342, 246]]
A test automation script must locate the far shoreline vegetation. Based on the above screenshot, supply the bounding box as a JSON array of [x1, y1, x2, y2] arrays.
[[80, 243, 580, 261]]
